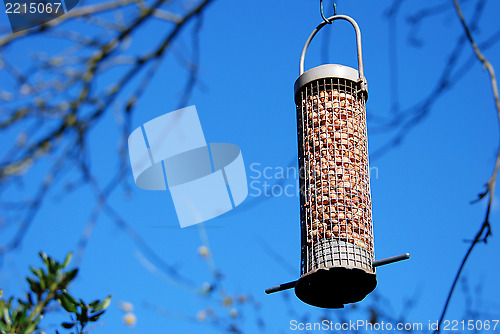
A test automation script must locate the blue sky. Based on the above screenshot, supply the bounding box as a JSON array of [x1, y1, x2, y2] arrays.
[[1, 0, 500, 333]]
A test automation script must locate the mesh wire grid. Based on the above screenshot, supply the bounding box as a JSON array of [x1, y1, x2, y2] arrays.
[[296, 77, 374, 276]]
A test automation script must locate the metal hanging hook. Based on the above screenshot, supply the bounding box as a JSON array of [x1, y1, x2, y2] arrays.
[[320, 0, 337, 24]]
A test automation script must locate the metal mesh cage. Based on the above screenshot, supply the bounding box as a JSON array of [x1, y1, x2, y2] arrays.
[[297, 77, 374, 274]]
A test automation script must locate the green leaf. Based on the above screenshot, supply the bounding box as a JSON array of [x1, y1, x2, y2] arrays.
[[88, 300, 100, 309], [62, 253, 73, 268], [38, 252, 50, 268], [88, 310, 105, 322], [26, 278, 41, 295], [61, 291, 79, 307], [61, 322, 75, 329], [0, 321, 10, 334], [59, 269, 78, 288], [58, 294, 77, 313], [77, 310, 88, 324], [91, 296, 111, 313], [16, 298, 27, 308], [2, 308, 11, 326], [12, 306, 28, 327], [0, 290, 3, 298], [40, 275, 47, 292], [48, 257, 56, 274], [23, 315, 41, 334], [29, 267, 41, 280]]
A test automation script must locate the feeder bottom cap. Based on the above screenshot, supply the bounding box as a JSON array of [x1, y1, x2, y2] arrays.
[[294, 266, 377, 308]]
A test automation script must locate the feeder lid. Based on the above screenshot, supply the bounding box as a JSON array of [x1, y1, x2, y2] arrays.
[[294, 64, 366, 96]]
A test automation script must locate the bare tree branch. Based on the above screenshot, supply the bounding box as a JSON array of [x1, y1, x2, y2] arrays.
[[435, 0, 500, 331], [0, 0, 215, 274]]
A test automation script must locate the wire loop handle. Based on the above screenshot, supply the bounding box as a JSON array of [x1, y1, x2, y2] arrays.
[[299, 15, 366, 87]]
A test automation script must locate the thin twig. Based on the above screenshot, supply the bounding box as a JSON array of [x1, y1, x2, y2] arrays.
[[435, 0, 500, 331], [0, 0, 215, 267], [371, 0, 489, 158], [0, 0, 137, 48], [0, 144, 73, 255]]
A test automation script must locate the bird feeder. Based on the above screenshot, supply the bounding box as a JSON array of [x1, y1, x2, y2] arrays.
[[266, 15, 409, 308]]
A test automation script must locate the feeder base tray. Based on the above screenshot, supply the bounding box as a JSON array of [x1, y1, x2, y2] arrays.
[[294, 266, 377, 308]]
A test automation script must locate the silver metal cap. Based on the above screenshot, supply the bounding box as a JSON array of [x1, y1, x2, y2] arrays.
[[294, 64, 367, 96]]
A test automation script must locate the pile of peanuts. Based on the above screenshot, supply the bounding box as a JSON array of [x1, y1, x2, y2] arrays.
[[299, 87, 373, 251]]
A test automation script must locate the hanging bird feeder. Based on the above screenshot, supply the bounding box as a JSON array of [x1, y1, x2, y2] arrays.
[[265, 15, 410, 308]]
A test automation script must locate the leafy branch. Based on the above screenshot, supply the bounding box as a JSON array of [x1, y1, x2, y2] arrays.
[[0, 253, 111, 334]]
